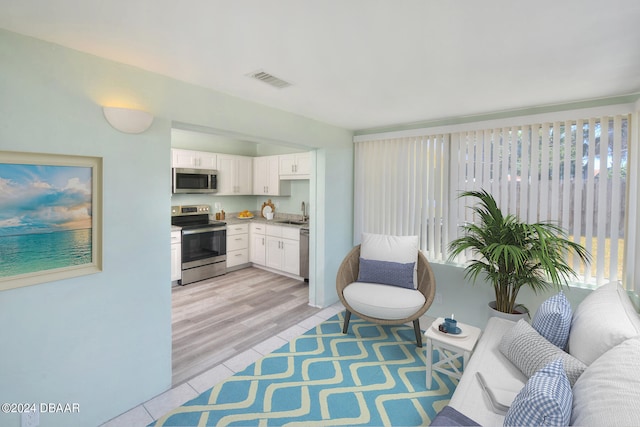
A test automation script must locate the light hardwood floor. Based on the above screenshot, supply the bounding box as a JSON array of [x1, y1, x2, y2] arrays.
[[171, 267, 320, 385]]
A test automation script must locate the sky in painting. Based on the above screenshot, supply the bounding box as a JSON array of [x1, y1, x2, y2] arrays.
[[0, 163, 92, 236]]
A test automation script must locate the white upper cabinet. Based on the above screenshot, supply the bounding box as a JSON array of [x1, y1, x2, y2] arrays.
[[279, 152, 310, 179], [253, 155, 291, 196], [171, 148, 217, 170], [216, 154, 253, 195]]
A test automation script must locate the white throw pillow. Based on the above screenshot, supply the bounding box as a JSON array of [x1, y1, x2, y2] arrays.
[[568, 282, 640, 365], [571, 337, 640, 426], [360, 233, 419, 288]]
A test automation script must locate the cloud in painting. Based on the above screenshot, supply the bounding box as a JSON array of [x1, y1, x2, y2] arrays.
[[0, 164, 92, 236]]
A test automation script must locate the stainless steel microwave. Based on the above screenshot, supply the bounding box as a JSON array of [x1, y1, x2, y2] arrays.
[[172, 168, 218, 194]]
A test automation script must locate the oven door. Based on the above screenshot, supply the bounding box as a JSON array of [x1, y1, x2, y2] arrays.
[[181, 226, 226, 269]]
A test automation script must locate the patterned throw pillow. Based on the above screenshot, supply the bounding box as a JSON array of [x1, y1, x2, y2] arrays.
[[532, 291, 572, 349], [504, 359, 572, 427], [499, 319, 586, 387], [358, 258, 415, 289]]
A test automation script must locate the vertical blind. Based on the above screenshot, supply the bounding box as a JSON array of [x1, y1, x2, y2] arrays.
[[354, 114, 632, 290], [353, 134, 449, 261]]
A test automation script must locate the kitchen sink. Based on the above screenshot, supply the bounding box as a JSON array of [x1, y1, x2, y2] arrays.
[[275, 219, 308, 225]]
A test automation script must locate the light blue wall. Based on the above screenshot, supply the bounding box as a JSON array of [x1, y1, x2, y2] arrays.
[[0, 29, 353, 427], [427, 263, 593, 329]]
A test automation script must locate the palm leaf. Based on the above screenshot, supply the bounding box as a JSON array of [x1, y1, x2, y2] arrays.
[[448, 190, 591, 314]]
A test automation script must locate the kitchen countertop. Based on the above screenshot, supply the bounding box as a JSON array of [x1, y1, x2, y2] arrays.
[[224, 215, 309, 229]]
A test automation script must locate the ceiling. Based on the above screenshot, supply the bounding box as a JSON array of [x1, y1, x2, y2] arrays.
[[1, 0, 639, 131]]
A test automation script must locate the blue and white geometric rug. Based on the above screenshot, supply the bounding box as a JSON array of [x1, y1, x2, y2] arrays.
[[152, 312, 457, 426]]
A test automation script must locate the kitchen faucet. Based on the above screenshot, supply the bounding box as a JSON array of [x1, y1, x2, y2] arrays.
[[301, 201, 308, 222]]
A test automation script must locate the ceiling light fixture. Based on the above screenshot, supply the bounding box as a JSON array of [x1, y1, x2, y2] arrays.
[[102, 106, 154, 134]]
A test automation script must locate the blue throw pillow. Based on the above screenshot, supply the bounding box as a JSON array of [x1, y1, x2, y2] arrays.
[[358, 258, 415, 289], [504, 359, 572, 427], [532, 292, 572, 349]]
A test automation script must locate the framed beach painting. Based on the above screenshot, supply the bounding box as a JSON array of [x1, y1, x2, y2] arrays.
[[0, 151, 102, 291]]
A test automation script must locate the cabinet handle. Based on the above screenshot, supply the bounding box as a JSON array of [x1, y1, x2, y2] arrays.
[[235, 238, 242, 241], [235, 253, 242, 257]]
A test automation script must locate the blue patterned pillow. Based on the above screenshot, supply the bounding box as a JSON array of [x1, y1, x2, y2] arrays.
[[532, 292, 572, 349], [358, 258, 415, 289], [504, 359, 572, 427]]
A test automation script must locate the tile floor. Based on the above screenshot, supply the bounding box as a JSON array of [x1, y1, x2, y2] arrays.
[[100, 302, 345, 427], [101, 303, 436, 427]]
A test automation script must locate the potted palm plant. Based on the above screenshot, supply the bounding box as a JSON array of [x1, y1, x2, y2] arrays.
[[448, 190, 590, 318]]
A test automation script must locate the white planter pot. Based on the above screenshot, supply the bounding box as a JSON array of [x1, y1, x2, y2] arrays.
[[488, 301, 529, 322]]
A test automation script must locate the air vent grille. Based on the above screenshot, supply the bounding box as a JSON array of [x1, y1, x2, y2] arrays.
[[248, 70, 292, 89]]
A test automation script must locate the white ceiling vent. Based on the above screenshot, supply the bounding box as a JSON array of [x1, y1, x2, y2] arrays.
[[248, 70, 292, 89]]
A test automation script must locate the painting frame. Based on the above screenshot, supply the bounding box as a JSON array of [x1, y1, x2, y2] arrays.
[[0, 151, 103, 291]]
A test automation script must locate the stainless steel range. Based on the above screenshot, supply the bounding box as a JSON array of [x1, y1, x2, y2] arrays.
[[171, 205, 227, 285]]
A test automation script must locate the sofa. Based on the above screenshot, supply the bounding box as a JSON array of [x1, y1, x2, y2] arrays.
[[431, 282, 640, 426]]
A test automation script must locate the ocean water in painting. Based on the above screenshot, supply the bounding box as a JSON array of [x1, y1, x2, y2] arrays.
[[0, 229, 92, 277], [0, 162, 93, 278]]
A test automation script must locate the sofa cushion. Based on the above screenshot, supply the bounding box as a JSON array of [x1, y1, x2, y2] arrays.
[[569, 281, 640, 365], [342, 281, 426, 320], [504, 359, 572, 427], [360, 233, 418, 288], [532, 291, 572, 349], [358, 258, 415, 289], [429, 406, 480, 426], [499, 319, 586, 386], [571, 337, 640, 426], [448, 317, 527, 426]]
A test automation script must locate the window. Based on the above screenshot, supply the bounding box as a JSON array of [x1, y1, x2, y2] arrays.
[[354, 113, 631, 289]]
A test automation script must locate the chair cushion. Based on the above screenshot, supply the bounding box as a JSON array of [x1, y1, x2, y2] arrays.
[[568, 282, 640, 365], [358, 258, 415, 289], [360, 233, 419, 288], [504, 359, 572, 427], [532, 291, 572, 349], [343, 281, 426, 320]]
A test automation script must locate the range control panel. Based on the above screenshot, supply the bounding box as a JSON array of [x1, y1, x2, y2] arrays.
[[171, 205, 211, 216]]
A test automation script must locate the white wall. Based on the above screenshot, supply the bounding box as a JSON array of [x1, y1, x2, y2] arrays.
[[0, 29, 353, 427]]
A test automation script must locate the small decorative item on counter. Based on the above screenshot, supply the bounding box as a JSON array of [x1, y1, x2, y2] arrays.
[[215, 210, 226, 220], [261, 199, 276, 218], [238, 210, 253, 219]]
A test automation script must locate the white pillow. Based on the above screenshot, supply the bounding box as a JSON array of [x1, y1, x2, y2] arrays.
[[360, 233, 419, 287], [360, 233, 419, 264], [571, 337, 640, 426], [568, 282, 640, 365]]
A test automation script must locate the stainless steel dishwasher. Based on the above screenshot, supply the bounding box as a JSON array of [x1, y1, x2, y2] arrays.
[[300, 228, 309, 281]]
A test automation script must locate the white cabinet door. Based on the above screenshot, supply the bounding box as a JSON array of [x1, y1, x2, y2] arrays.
[[216, 154, 235, 195], [265, 236, 282, 270], [171, 231, 182, 281], [264, 225, 301, 275], [253, 156, 290, 196], [236, 155, 253, 194], [172, 148, 217, 169], [217, 154, 253, 195], [281, 238, 300, 275], [250, 233, 266, 265], [250, 223, 266, 265], [279, 152, 310, 179]]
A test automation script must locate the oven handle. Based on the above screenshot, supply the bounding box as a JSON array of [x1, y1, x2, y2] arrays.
[[182, 226, 227, 235]]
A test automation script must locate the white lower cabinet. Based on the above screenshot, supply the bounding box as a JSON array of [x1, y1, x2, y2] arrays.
[[250, 223, 267, 266], [265, 224, 300, 275], [171, 230, 182, 281], [227, 223, 249, 268]]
